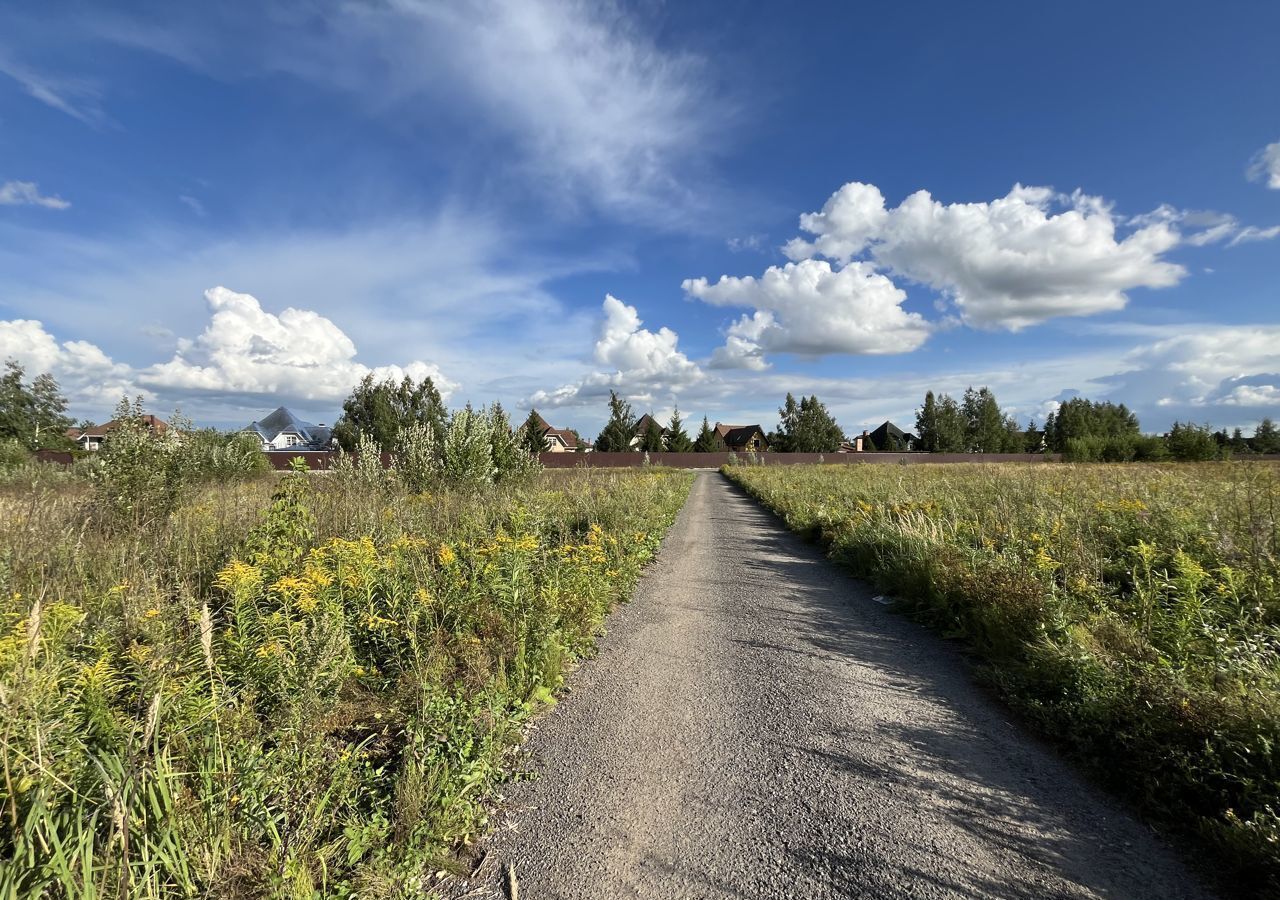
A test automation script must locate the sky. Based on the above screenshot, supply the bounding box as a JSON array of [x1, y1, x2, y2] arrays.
[[1, 0, 1278, 438]]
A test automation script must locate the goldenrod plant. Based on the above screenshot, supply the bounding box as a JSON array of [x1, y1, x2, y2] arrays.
[[0, 455, 691, 898]]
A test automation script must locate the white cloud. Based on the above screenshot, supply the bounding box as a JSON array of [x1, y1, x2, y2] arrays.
[[1248, 140, 1280, 189], [1104, 326, 1280, 417], [1229, 225, 1280, 246], [784, 182, 1185, 330], [0, 319, 135, 407], [141, 287, 457, 402], [0, 287, 454, 417], [684, 259, 931, 367], [80, 0, 721, 223], [0, 180, 70, 209], [529, 294, 702, 407]]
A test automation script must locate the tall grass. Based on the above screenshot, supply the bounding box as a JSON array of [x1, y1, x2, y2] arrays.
[[725, 461, 1280, 893], [0, 466, 691, 898]]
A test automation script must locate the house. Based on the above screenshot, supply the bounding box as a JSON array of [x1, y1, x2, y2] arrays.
[[714, 423, 769, 453], [629, 413, 668, 449], [66, 415, 170, 452], [244, 407, 335, 451], [866, 421, 918, 451], [529, 412, 590, 453]]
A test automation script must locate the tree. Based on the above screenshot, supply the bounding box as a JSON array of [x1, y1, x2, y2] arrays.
[[1043, 398, 1140, 453], [332, 373, 446, 452], [0, 359, 72, 450], [962, 386, 1006, 453], [1166, 421, 1220, 461], [594, 390, 636, 452], [519, 409, 551, 455], [915, 391, 941, 452], [773, 393, 843, 452], [1253, 417, 1280, 454], [639, 419, 665, 452], [1024, 418, 1044, 453], [693, 416, 722, 452], [665, 406, 694, 452]]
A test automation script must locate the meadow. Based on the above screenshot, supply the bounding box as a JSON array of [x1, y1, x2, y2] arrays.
[[724, 461, 1280, 891], [0, 463, 692, 899]]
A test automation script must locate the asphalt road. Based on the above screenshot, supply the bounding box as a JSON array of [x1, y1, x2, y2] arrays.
[[447, 471, 1215, 900]]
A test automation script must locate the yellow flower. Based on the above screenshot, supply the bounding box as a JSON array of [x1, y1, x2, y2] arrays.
[[437, 544, 457, 567], [143, 608, 160, 619], [255, 640, 284, 659]]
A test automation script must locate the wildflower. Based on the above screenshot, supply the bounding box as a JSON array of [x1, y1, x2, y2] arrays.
[[143, 608, 160, 620], [255, 641, 284, 659], [438, 544, 457, 567]]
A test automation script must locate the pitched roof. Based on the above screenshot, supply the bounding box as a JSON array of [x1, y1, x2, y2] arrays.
[[72, 415, 169, 440], [633, 413, 667, 436], [245, 407, 332, 450], [714, 423, 765, 447]]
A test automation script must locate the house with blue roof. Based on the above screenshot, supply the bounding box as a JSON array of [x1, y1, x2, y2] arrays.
[[243, 407, 335, 452]]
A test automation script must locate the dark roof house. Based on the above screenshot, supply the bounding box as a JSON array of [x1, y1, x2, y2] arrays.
[[630, 413, 669, 448], [714, 423, 769, 452], [244, 407, 334, 451], [867, 421, 917, 451]]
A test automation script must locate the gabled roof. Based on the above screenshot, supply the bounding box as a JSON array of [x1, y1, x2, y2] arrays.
[[245, 407, 333, 450], [633, 413, 667, 437], [868, 421, 917, 449], [72, 416, 169, 440], [714, 423, 766, 447], [527, 411, 580, 449]]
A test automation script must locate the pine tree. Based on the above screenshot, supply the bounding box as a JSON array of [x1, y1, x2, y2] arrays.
[[665, 406, 694, 452], [1253, 417, 1280, 454], [693, 416, 722, 452], [640, 420, 665, 452], [915, 391, 940, 452], [594, 390, 636, 452], [519, 409, 551, 454]]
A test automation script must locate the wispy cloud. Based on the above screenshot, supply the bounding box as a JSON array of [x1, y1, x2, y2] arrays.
[[0, 51, 108, 126], [1248, 139, 1280, 189], [75, 1, 728, 226], [0, 180, 70, 209], [178, 194, 207, 217]]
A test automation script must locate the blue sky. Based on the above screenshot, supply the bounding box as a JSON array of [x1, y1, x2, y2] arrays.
[[1, 0, 1278, 437]]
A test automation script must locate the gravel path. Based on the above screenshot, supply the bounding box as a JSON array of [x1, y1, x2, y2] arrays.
[[447, 471, 1215, 900]]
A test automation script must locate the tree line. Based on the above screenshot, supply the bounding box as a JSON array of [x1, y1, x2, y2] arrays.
[[4, 358, 1278, 466]]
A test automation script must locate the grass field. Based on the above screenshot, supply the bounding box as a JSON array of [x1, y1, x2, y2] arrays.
[[0, 466, 692, 899], [724, 461, 1280, 892]]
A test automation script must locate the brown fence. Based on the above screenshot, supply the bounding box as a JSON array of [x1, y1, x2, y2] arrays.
[[538, 451, 1062, 468]]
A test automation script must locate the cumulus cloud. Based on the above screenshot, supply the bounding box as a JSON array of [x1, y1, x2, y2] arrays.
[[0, 319, 135, 407], [529, 294, 702, 407], [1248, 140, 1280, 189], [0, 287, 454, 417], [141, 287, 456, 401], [784, 182, 1184, 329], [1102, 326, 1280, 419], [683, 259, 931, 368], [0, 180, 70, 209]]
